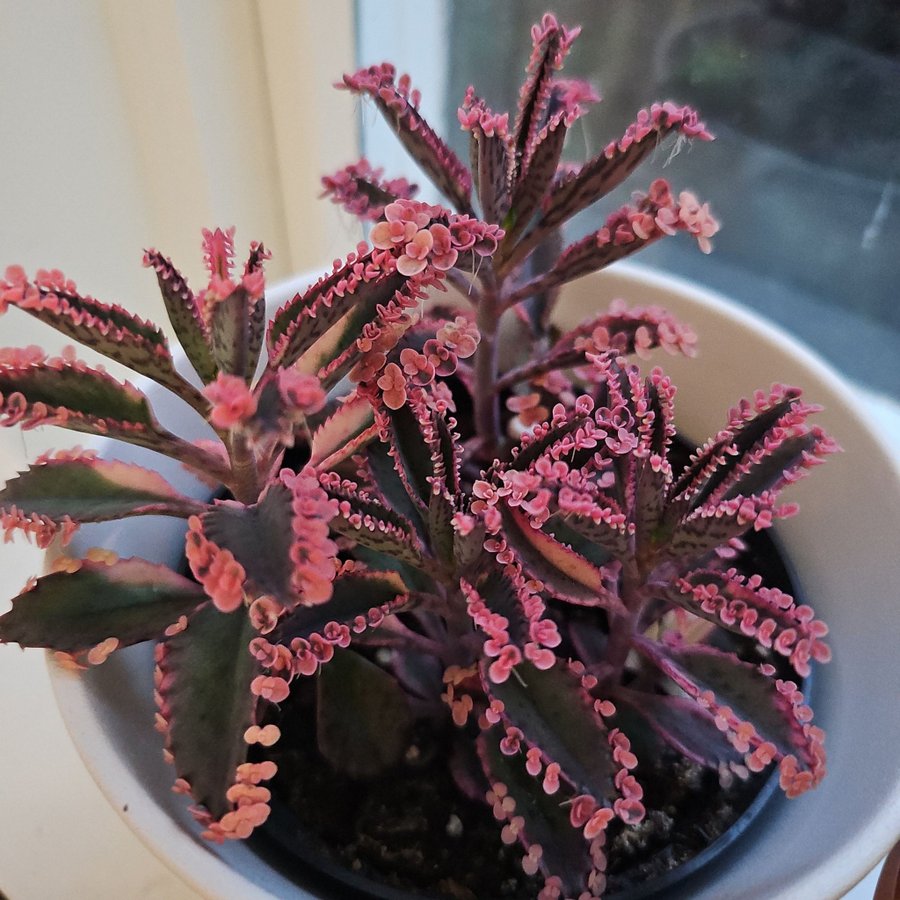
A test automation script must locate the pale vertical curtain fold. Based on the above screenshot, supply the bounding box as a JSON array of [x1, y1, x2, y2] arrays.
[[0, 0, 356, 330]]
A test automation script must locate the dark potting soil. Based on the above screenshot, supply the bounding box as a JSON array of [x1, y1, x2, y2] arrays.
[[256, 681, 771, 900]]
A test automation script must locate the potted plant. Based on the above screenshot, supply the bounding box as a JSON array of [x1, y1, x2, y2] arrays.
[[0, 12, 895, 900]]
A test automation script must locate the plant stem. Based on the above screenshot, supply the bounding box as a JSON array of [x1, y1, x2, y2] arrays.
[[229, 433, 260, 504], [474, 280, 501, 459], [601, 556, 644, 690]]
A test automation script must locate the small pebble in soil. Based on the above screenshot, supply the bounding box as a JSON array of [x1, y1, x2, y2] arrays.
[[405, 744, 421, 763], [445, 814, 463, 838]]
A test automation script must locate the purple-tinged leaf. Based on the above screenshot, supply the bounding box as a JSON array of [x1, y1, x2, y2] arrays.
[[320, 472, 430, 570], [0, 271, 207, 408], [546, 511, 628, 565], [309, 394, 377, 470], [340, 65, 473, 213], [0, 557, 205, 653], [633, 375, 676, 544], [157, 603, 259, 818], [209, 286, 260, 382], [198, 484, 296, 608], [382, 401, 434, 508], [669, 387, 834, 512], [464, 565, 531, 645], [496, 304, 696, 396], [661, 498, 778, 564], [506, 413, 589, 472], [477, 730, 596, 898], [501, 111, 569, 258], [503, 182, 719, 307], [459, 90, 512, 224], [512, 15, 578, 179], [500, 503, 624, 612], [276, 566, 410, 645], [0, 454, 204, 538], [317, 648, 413, 778], [612, 687, 744, 770], [0, 358, 231, 482], [665, 569, 830, 678], [634, 639, 825, 788], [504, 217, 655, 308], [267, 257, 406, 371], [360, 441, 427, 539], [144, 249, 218, 384], [538, 102, 713, 230], [321, 159, 418, 221], [484, 659, 617, 802]]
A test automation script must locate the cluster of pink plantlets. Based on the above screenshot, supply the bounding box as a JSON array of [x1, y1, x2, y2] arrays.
[[0, 14, 837, 899]]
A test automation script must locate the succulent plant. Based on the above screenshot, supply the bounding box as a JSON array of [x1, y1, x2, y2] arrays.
[[0, 13, 837, 900]]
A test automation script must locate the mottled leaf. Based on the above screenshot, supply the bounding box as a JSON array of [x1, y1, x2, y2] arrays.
[[145, 249, 218, 384], [0, 456, 203, 524], [485, 660, 617, 801], [160, 603, 259, 818], [0, 558, 205, 652]]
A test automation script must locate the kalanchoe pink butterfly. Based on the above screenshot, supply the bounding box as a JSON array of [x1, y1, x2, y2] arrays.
[[0, 13, 835, 900]]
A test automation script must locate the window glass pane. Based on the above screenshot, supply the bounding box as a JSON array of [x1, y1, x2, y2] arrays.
[[357, 0, 900, 399]]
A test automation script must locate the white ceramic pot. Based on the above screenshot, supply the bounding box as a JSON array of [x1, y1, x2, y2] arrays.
[[49, 264, 900, 899]]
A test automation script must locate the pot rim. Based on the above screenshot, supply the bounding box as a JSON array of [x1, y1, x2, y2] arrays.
[[48, 262, 900, 899]]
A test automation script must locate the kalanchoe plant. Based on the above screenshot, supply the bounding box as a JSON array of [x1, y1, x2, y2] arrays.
[[0, 14, 838, 900]]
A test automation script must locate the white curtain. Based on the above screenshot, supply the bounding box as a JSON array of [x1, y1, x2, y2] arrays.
[[0, 0, 357, 324]]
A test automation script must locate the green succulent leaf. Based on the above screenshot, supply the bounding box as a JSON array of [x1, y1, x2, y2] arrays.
[[0, 558, 205, 653], [276, 568, 411, 643], [0, 456, 204, 524], [485, 660, 617, 802], [145, 249, 218, 384], [478, 731, 593, 897], [199, 483, 296, 607], [160, 603, 259, 818], [3, 281, 207, 406], [0, 361, 228, 480], [317, 648, 413, 778]]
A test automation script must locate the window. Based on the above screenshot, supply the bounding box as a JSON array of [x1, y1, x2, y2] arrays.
[[357, 0, 900, 401]]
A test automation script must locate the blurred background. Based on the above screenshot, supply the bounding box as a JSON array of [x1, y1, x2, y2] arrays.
[[0, 1, 896, 897]]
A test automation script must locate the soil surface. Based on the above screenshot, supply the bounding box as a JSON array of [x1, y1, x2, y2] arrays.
[[256, 683, 771, 900]]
